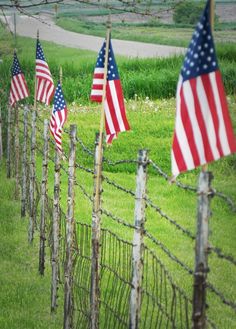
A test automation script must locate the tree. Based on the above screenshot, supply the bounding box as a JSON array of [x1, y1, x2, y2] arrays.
[[173, 0, 205, 25]]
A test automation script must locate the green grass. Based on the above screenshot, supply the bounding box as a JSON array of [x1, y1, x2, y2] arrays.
[[56, 16, 236, 46], [0, 162, 63, 329], [0, 21, 236, 328]]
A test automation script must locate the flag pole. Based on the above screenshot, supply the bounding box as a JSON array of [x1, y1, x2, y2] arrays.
[[94, 17, 111, 211], [60, 66, 63, 86], [202, 0, 214, 173], [34, 30, 39, 113]]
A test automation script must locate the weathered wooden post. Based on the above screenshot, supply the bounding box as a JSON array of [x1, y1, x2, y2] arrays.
[[192, 171, 213, 329], [90, 133, 103, 329], [14, 106, 20, 199], [64, 124, 77, 329], [21, 106, 28, 217], [0, 105, 3, 161], [129, 149, 148, 329], [7, 106, 11, 178], [51, 149, 61, 312], [39, 119, 49, 275], [28, 109, 37, 243]]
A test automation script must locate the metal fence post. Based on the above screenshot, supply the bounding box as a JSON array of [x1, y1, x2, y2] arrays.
[[192, 171, 213, 329], [14, 106, 20, 199], [129, 149, 148, 329], [64, 124, 77, 329], [21, 106, 28, 217], [0, 105, 3, 160], [28, 109, 37, 243], [90, 132, 103, 329], [7, 106, 11, 178], [51, 149, 61, 312], [39, 119, 49, 275]]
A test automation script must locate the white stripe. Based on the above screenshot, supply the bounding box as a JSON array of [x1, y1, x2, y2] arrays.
[[171, 149, 179, 177], [183, 80, 206, 164], [94, 67, 105, 74], [104, 100, 115, 135], [109, 81, 125, 132], [92, 78, 104, 85], [209, 72, 230, 155], [10, 82, 19, 102], [175, 78, 195, 170], [91, 90, 103, 96], [197, 77, 220, 160]]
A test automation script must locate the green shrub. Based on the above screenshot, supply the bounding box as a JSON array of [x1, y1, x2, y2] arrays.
[[173, 1, 206, 25]]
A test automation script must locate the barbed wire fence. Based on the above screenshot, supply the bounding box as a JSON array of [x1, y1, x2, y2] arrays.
[[1, 103, 236, 329]]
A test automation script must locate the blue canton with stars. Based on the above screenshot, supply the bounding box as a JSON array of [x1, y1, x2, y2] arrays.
[[95, 39, 119, 81], [181, 0, 218, 82], [11, 52, 22, 76], [53, 82, 66, 113], [36, 39, 46, 61]]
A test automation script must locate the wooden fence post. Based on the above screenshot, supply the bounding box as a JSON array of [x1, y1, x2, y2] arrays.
[[0, 105, 3, 160], [28, 109, 37, 243], [90, 132, 103, 329], [64, 124, 77, 329], [7, 106, 11, 178], [21, 106, 28, 217], [14, 106, 20, 199], [51, 149, 61, 312], [192, 171, 213, 329], [129, 149, 148, 329], [39, 119, 49, 275]]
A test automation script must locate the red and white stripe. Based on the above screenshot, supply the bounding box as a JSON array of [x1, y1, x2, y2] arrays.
[[49, 108, 67, 153], [90, 67, 104, 102], [36, 59, 54, 106], [171, 71, 236, 176], [91, 69, 130, 143], [10, 73, 29, 107]]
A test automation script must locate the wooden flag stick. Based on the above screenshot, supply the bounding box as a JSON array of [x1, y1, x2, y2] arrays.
[[202, 0, 214, 173], [94, 18, 111, 211], [34, 30, 39, 112], [60, 66, 63, 86]]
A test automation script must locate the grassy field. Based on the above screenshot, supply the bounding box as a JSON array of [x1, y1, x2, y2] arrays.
[[0, 18, 236, 328], [0, 162, 63, 329]]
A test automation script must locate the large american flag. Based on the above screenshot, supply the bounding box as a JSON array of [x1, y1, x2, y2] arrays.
[[50, 81, 68, 153], [36, 39, 54, 106], [171, 0, 236, 176], [90, 38, 130, 143], [10, 52, 29, 107]]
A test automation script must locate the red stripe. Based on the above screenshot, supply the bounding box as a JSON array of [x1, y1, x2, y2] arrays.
[[180, 86, 200, 167], [215, 71, 236, 153], [201, 74, 223, 157], [189, 78, 214, 163], [172, 133, 187, 173], [92, 84, 103, 90], [93, 73, 104, 79], [90, 95, 102, 102]]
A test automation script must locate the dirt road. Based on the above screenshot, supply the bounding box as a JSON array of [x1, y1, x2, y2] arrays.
[[3, 14, 186, 58]]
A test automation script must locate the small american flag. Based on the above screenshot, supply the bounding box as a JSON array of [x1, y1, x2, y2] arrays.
[[171, 0, 236, 176], [90, 38, 130, 143], [49, 81, 68, 153], [36, 39, 54, 106], [10, 52, 29, 107]]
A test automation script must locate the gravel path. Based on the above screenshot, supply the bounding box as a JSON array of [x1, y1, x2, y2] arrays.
[[3, 14, 186, 58]]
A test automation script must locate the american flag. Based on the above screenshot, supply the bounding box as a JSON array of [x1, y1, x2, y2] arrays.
[[49, 81, 68, 153], [36, 39, 54, 106], [171, 0, 236, 176], [10, 52, 29, 107], [90, 38, 130, 143]]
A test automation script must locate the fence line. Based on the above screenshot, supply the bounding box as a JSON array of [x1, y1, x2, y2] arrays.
[[1, 106, 236, 329]]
